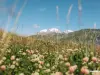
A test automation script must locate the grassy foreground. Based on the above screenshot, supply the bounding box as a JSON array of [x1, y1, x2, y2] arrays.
[[0, 29, 100, 75]]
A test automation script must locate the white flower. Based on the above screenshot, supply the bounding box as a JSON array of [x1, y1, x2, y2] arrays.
[[31, 59, 35, 62], [44, 69, 51, 73], [19, 51, 22, 53], [39, 55, 44, 59], [65, 72, 69, 75], [10, 65, 15, 69], [19, 73, 24, 75], [10, 55, 16, 61], [16, 58, 20, 61], [46, 63, 50, 67], [0, 60, 3, 65], [2, 57, 6, 60], [31, 72, 39, 75], [7, 49, 11, 53], [22, 52, 26, 55], [51, 73, 55, 75], [55, 72, 63, 75], [39, 65, 42, 69], [34, 58, 39, 62], [51, 66, 55, 70], [16, 62, 19, 66], [12, 61, 16, 65], [59, 55, 63, 59]]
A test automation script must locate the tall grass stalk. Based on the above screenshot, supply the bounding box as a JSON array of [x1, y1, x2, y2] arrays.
[[94, 23, 96, 56], [0, 0, 18, 59], [66, 4, 73, 49], [0, 0, 27, 59], [1, 0, 18, 42], [56, 5, 59, 52]]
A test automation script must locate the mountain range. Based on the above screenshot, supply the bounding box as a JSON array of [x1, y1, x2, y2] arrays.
[[38, 28, 73, 35], [0, 29, 100, 43]]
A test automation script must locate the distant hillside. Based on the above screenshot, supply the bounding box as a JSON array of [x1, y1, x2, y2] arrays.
[[30, 29, 100, 43], [61, 29, 100, 42], [0, 29, 100, 45]]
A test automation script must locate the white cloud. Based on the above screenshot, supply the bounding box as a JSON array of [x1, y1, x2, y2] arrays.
[[39, 8, 46, 12], [33, 24, 40, 28]]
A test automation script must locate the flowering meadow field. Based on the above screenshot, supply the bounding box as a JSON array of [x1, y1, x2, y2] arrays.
[[1, 0, 100, 74], [0, 30, 100, 75]]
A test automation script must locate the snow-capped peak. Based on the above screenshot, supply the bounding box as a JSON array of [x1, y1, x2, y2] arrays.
[[64, 30, 73, 33], [40, 29, 48, 33], [48, 28, 61, 33], [38, 28, 73, 35]]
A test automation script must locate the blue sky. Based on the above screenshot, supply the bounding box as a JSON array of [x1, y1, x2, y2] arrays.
[[0, 0, 100, 35]]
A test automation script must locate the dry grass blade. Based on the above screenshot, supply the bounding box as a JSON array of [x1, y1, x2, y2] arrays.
[[0, 0, 27, 59], [67, 4, 73, 25], [1, 0, 18, 42]]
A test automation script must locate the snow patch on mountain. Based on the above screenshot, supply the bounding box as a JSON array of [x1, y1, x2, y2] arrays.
[[38, 28, 73, 35], [64, 30, 73, 34], [48, 28, 61, 33], [40, 29, 48, 33]]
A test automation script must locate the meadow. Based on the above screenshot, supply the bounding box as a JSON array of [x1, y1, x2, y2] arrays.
[[1, 0, 100, 74], [0, 29, 100, 75]]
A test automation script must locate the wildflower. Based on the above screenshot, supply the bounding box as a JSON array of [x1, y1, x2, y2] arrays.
[[65, 62, 70, 67], [32, 72, 39, 75], [69, 66, 75, 73], [11, 55, 16, 61], [59, 55, 63, 60], [88, 61, 93, 66], [81, 67, 89, 74], [64, 55, 67, 58], [83, 57, 89, 62], [51, 66, 55, 70], [81, 67, 85, 74], [60, 61, 64, 64], [64, 58, 68, 61], [16, 58, 20, 61], [38, 65, 42, 69], [19, 73, 24, 75], [51, 73, 55, 75], [10, 65, 15, 69], [98, 59, 100, 62], [26, 50, 32, 54], [0, 65, 6, 71], [0, 60, 3, 65], [2, 57, 6, 61], [84, 69, 89, 74], [30, 50, 34, 54], [73, 65, 77, 70], [39, 55, 44, 59], [15, 62, 19, 66], [92, 57, 97, 62], [55, 72, 63, 75], [22, 52, 26, 55], [46, 63, 50, 67], [36, 50, 39, 53], [44, 69, 51, 73], [38, 61, 44, 65], [90, 52, 94, 56], [34, 58, 39, 62], [12, 61, 16, 65]]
